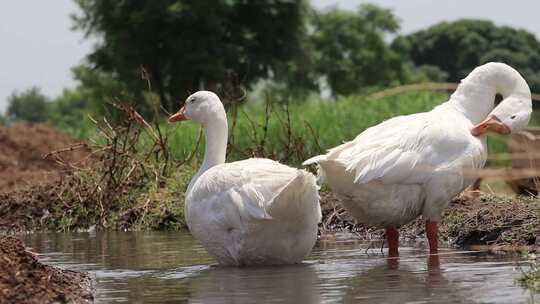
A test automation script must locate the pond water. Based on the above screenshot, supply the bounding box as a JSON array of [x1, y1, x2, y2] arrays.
[[23, 231, 537, 304]]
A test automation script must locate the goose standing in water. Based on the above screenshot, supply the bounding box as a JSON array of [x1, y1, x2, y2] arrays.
[[169, 91, 321, 266], [304, 62, 532, 256]]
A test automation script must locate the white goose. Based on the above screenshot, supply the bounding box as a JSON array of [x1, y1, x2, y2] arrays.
[[304, 62, 532, 255], [169, 91, 321, 266]]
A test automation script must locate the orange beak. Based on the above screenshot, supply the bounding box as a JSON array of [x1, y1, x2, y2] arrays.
[[168, 106, 188, 123], [471, 114, 510, 136]]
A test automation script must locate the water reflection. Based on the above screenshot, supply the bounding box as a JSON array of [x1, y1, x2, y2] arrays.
[[183, 264, 321, 304], [21, 231, 535, 304], [27, 231, 212, 271], [340, 255, 454, 304]]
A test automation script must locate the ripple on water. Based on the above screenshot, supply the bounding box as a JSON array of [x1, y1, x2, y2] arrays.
[[158, 264, 212, 280]]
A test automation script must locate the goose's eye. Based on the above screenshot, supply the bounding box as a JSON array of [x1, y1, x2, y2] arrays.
[[190, 98, 197, 103], [511, 115, 516, 120]]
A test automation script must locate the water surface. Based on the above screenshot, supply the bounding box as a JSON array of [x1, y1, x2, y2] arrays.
[[23, 231, 537, 304]]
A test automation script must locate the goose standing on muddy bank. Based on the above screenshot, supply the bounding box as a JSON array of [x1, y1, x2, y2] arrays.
[[304, 62, 532, 256], [169, 91, 321, 266]]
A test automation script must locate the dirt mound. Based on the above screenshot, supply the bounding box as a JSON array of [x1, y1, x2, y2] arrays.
[[0, 122, 90, 193], [0, 236, 94, 303]]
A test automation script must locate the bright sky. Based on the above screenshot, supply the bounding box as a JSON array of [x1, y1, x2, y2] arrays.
[[1, 0, 539, 113]]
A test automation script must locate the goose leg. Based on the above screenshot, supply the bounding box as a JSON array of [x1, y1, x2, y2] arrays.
[[385, 228, 399, 257], [426, 221, 438, 253]]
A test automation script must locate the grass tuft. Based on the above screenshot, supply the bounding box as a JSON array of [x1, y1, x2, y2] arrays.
[[515, 255, 540, 292]]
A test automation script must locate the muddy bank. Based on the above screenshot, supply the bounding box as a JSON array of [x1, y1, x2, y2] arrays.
[[320, 191, 540, 251], [0, 184, 65, 232], [0, 236, 94, 304], [0, 172, 186, 233]]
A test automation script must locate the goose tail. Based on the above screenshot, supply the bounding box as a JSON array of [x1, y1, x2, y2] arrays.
[[266, 170, 321, 223]]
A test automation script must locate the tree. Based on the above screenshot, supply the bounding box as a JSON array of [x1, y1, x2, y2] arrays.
[[400, 19, 540, 92], [267, 4, 448, 97], [309, 4, 408, 95], [48, 88, 90, 135], [46, 64, 129, 134], [69, 64, 127, 114], [72, 0, 309, 110], [6, 87, 50, 122]]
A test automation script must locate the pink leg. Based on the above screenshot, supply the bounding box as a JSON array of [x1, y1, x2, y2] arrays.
[[426, 221, 438, 254], [385, 228, 399, 257]]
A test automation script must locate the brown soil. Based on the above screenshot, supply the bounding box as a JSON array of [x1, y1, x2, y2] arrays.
[[0, 122, 90, 193], [320, 191, 540, 251], [0, 184, 62, 232], [0, 236, 94, 304]]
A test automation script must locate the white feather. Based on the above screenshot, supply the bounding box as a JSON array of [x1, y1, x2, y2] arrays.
[[187, 159, 321, 266]]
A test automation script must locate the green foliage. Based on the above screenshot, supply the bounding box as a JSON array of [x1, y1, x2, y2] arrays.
[[486, 134, 510, 166], [48, 88, 92, 138], [70, 65, 127, 114], [72, 0, 309, 110], [6, 87, 50, 122], [46, 65, 128, 138], [69, 2, 444, 102], [401, 19, 540, 91], [267, 4, 449, 97], [309, 4, 406, 95]]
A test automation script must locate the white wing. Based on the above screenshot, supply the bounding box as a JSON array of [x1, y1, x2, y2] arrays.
[[307, 111, 484, 185]]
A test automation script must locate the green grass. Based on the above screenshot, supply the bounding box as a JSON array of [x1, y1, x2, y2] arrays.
[[58, 91, 530, 167], [162, 91, 527, 167], [515, 256, 540, 292]]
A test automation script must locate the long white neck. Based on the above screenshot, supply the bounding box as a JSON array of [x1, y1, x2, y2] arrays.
[[187, 115, 228, 194], [444, 62, 531, 124]]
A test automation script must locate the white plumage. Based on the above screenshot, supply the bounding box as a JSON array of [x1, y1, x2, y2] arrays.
[[170, 91, 321, 266], [304, 62, 532, 253]]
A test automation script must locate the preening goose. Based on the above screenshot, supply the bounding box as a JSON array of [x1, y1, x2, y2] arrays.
[[169, 91, 321, 266], [303, 62, 532, 255]]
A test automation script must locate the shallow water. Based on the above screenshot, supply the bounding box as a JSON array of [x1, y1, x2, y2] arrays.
[[23, 231, 537, 304]]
